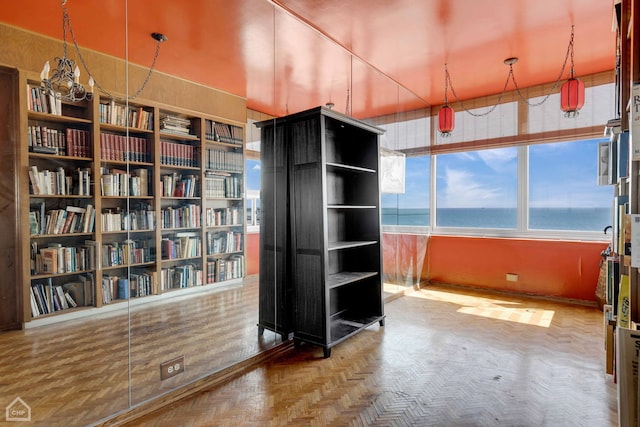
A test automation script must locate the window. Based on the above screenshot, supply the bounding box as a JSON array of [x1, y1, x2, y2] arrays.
[[381, 155, 430, 226], [528, 139, 612, 231], [435, 147, 518, 228], [245, 158, 261, 231]]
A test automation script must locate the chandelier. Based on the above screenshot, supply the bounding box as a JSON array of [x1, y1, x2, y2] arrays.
[[41, 0, 167, 103], [438, 26, 584, 137]]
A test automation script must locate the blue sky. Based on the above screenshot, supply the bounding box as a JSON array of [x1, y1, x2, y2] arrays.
[[246, 159, 261, 191], [528, 139, 613, 208], [383, 138, 613, 210], [437, 148, 518, 208]]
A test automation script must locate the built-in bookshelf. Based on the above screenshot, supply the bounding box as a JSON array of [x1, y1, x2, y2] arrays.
[[203, 118, 245, 286], [19, 77, 246, 325], [98, 97, 158, 307], [25, 81, 97, 319]]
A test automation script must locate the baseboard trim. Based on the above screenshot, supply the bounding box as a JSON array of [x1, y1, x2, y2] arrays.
[[92, 339, 295, 426], [423, 280, 599, 308]]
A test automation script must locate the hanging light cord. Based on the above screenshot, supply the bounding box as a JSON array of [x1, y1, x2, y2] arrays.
[[446, 25, 576, 116], [62, 0, 165, 101]]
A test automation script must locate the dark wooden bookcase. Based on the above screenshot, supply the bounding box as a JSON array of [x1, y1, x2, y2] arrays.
[[257, 120, 292, 340], [257, 106, 385, 357]]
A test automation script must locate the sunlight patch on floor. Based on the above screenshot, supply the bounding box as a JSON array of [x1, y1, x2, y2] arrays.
[[383, 282, 409, 294], [408, 288, 555, 328]]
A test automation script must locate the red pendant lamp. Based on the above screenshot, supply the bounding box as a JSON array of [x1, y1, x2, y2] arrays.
[[438, 64, 455, 137], [438, 105, 454, 137], [560, 26, 584, 117], [560, 77, 584, 117]]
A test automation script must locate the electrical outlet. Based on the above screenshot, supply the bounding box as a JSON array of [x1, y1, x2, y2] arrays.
[[506, 273, 519, 282], [160, 355, 185, 380]]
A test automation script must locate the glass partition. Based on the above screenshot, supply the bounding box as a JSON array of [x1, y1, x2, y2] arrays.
[[125, 1, 280, 408], [1, 1, 433, 424], [1, 1, 132, 424]]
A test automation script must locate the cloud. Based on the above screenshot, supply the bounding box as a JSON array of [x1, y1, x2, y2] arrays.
[[252, 164, 261, 170], [440, 167, 504, 208], [476, 148, 517, 173]]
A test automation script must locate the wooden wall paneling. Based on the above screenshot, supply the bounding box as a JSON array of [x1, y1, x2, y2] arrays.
[[17, 70, 31, 325], [0, 23, 247, 122], [0, 66, 20, 330]]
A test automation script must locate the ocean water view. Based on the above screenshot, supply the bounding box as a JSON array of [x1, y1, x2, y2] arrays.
[[382, 207, 612, 231]]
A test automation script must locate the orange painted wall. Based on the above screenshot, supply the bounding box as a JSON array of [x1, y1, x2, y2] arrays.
[[248, 231, 608, 302], [246, 233, 260, 276], [424, 235, 608, 301]]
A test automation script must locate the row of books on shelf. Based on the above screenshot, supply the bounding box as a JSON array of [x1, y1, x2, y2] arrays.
[[99, 101, 153, 130], [28, 126, 91, 158], [161, 233, 202, 260], [102, 238, 154, 268], [161, 173, 198, 197], [160, 264, 203, 290], [160, 114, 192, 136], [205, 120, 243, 145], [102, 271, 156, 303], [29, 165, 92, 196], [207, 255, 244, 283], [27, 84, 63, 116], [101, 167, 150, 197], [206, 231, 243, 255], [102, 205, 156, 232], [161, 204, 201, 229], [204, 173, 243, 199], [160, 140, 198, 167], [100, 133, 150, 163], [30, 240, 98, 275], [30, 275, 93, 317], [205, 207, 243, 227], [205, 148, 243, 173], [30, 203, 95, 236]]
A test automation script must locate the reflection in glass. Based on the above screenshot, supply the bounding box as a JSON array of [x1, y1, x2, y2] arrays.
[[381, 156, 430, 226]]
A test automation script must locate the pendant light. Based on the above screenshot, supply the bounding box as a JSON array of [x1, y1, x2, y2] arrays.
[[438, 64, 454, 137], [560, 27, 584, 117]]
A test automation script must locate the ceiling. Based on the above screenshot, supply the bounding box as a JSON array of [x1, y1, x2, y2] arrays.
[[1, 0, 616, 119]]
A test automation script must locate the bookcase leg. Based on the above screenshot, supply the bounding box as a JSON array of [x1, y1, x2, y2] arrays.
[[323, 347, 331, 358], [293, 338, 302, 348], [379, 318, 385, 327], [257, 325, 265, 336]]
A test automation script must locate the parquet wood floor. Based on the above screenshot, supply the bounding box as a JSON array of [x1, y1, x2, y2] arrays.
[[0, 276, 282, 426], [0, 278, 618, 426], [124, 284, 618, 427]]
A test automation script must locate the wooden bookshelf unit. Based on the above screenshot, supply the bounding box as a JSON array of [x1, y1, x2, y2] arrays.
[[257, 106, 385, 357], [19, 75, 246, 326]]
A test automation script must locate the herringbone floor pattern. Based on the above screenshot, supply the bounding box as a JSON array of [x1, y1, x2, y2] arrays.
[[126, 285, 618, 427], [0, 277, 281, 426]]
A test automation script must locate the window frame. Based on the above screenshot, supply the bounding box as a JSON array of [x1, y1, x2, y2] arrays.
[[381, 143, 612, 242]]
